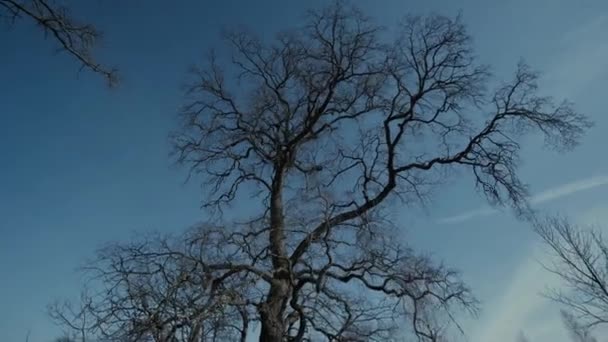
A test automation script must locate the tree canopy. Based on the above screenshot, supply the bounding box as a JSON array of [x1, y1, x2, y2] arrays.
[[50, 2, 591, 341]]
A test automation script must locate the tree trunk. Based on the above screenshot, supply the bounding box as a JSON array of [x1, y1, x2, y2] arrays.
[[259, 281, 289, 341], [260, 165, 289, 342]]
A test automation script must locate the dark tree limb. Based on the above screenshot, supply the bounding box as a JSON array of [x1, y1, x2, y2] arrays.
[[1, 0, 118, 86]]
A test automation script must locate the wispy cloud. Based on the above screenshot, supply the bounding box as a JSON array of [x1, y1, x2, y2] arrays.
[[437, 207, 496, 224], [470, 246, 567, 342], [531, 175, 608, 204], [438, 175, 608, 224]]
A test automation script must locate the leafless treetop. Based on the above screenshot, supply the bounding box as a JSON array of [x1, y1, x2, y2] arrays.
[[52, 2, 590, 341]]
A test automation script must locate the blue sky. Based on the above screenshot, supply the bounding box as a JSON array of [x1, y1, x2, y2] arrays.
[[1, 1, 608, 341]]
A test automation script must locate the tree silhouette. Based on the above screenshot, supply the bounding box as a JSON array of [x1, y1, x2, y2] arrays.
[[53, 2, 590, 341], [1, 0, 117, 85], [535, 217, 608, 339]]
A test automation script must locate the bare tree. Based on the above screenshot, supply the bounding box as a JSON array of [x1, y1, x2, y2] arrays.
[[535, 217, 608, 335], [53, 2, 590, 341], [1, 0, 117, 85], [561, 310, 598, 342], [514, 311, 598, 342], [49, 291, 95, 342]]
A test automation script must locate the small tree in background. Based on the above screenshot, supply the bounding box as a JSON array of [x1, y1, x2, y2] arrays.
[[515, 310, 598, 342], [535, 217, 608, 339], [561, 310, 598, 342]]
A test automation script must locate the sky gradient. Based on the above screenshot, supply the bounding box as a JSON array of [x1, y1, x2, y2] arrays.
[[1, 1, 608, 341]]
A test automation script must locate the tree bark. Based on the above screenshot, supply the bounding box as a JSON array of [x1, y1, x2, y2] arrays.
[[259, 166, 290, 342], [259, 280, 289, 341]]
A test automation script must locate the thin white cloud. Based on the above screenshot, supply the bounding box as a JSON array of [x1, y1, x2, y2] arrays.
[[470, 247, 565, 342], [530, 175, 608, 204], [437, 207, 496, 224], [437, 175, 608, 224]]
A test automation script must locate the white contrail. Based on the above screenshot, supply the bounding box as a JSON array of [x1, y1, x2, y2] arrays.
[[530, 175, 608, 204], [438, 175, 608, 224]]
